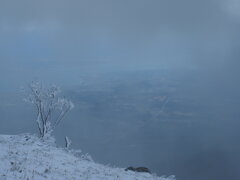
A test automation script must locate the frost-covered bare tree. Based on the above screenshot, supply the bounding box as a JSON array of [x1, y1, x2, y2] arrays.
[[24, 81, 74, 138]]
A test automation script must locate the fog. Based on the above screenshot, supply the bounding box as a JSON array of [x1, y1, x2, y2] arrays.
[[0, 0, 240, 179]]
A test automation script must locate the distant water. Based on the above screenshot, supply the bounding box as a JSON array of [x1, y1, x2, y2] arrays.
[[1, 69, 240, 180]]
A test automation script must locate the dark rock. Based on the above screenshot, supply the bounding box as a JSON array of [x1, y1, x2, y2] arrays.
[[125, 166, 151, 173], [135, 167, 151, 173], [125, 166, 135, 171]]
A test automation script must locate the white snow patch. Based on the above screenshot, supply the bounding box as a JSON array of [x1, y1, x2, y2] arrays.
[[0, 134, 175, 180]]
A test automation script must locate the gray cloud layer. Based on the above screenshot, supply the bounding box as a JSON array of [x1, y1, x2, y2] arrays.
[[0, 0, 240, 89]]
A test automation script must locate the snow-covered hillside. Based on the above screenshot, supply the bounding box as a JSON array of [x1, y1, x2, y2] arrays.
[[0, 134, 175, 180]]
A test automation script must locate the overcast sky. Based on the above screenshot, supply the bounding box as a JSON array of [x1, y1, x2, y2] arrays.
[[0, 0, 240, 90]]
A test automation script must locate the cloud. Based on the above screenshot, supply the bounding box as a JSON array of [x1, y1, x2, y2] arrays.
[[0, 0, 239, 72], [221, 0, 240, 18]]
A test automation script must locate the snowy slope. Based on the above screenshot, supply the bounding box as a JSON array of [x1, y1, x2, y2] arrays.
[[0, 134, 175, 180]]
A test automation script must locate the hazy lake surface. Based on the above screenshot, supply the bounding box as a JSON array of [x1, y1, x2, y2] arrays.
[[1, 69, 239, 180]]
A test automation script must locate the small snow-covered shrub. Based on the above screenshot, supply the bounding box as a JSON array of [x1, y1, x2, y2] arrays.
[[68, 148, 93, 162], [80, 153, 93, 162], [65, 136, 72, 149]]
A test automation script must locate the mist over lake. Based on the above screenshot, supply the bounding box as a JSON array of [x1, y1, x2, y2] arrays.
[[1, 0, 240, 179], [1, 68, 240, 180]]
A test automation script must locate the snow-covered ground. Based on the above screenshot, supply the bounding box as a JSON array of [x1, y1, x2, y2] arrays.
[[0, 134, 175, 180]]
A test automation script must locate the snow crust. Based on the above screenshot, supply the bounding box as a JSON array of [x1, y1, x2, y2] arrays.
[[0, 134, 175, 180]]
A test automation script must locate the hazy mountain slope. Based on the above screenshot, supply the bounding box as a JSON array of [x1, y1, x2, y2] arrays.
[[0, 134, 175, 180]]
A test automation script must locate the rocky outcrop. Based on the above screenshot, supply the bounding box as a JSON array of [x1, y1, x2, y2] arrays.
[[125, 166, 151, 173]]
